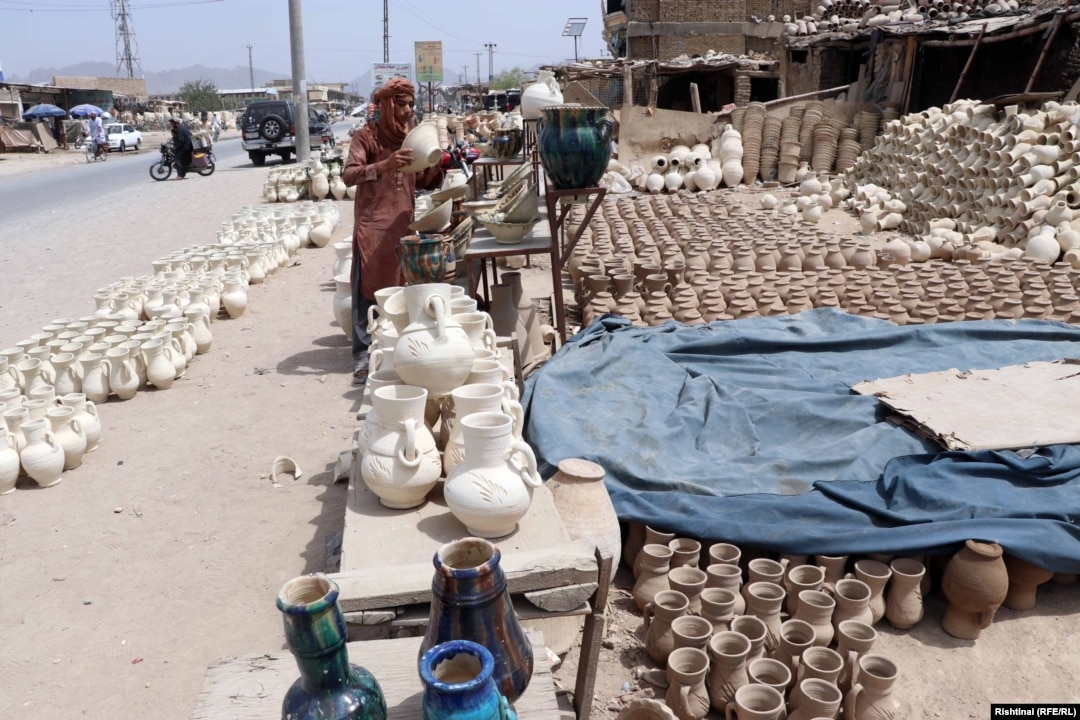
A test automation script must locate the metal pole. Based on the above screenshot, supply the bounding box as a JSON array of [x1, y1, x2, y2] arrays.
[[288, 0, 310, 162], [474, 52, 482, 84], [247, 44, 255, 91], [485, 43, 497, 84], [383, 0, 390, 63]]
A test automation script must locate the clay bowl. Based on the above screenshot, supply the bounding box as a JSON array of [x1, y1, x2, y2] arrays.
[[476, 214, 540, 244], [409, 199, 452, 233], [461, 198, 500, 217]]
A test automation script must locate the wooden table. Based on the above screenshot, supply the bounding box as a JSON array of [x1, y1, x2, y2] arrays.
[[471, 156, 528, 197], [465, 224, 555, 306], [190, 632, 560, 720], [330, 457, 610, 720]]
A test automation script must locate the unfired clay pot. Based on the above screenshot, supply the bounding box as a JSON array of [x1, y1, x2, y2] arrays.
[[940, 540, 1009, 639]]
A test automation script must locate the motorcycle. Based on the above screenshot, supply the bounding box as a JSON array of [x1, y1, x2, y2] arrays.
[[149, 140, 215, 181], [441, 141, 480, 172]]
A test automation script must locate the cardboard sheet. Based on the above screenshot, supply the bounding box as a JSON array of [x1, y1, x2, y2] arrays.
[[852, 359, 1080, 451]]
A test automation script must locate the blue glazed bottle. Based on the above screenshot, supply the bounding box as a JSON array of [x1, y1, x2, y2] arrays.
[[277, 574, 388, 720], [420, 640, 519, 720], [537, 105, 613, 191], [420, 538, 534, 703]]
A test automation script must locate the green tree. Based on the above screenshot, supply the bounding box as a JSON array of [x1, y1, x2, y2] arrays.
[[490, 66, 526, 90], [178, 78, 221, 113]]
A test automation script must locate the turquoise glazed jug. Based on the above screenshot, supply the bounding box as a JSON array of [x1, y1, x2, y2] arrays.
[[537, 105, 613, 190], [420, 640, 518, 720], [421, 537, 534, 703], [277, 574, 388, 720]]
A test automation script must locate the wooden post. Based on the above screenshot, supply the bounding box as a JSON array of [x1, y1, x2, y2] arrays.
[[623, 64, 634, 107], [690, 82, 702, 113], [1025, 13, 1065, 94], [950, 23, 987, 103], [899, 35, 918, 115], [648, 69, 658, 113]]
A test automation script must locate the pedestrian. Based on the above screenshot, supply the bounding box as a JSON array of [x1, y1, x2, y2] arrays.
[[342, 77, 444, 384], [168, 118, 194, 180], [210, 113, 222, 142]]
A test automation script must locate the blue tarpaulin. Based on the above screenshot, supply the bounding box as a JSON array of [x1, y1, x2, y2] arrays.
[[522, 309, 1080, 571]]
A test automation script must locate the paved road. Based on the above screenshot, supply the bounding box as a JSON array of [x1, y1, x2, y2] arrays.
[[0, 126, 351, 345]]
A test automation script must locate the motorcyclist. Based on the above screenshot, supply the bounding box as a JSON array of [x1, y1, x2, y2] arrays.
[[168, 118, 194, 180]]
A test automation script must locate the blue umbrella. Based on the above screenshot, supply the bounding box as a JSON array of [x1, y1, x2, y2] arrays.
[[69, 103, 105, 118], [22, 103, 67, 120]]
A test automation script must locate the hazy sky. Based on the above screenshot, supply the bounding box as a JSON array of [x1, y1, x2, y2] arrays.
[[1, 0, 609, 83]]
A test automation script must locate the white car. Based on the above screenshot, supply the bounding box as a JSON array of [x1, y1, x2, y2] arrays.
[[104, 122, 142, 152]]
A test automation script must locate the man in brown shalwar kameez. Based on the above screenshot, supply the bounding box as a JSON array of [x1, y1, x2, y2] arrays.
[[343, 77, 443, 383]]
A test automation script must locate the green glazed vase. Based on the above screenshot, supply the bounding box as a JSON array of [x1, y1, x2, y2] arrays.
[[277, 574, 388, 720], [537, 105, 613, 191]]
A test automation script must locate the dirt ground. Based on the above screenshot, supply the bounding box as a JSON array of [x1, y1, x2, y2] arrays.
[[0, 150, 1077, 719]]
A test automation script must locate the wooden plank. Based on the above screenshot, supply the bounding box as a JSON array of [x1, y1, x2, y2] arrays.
[[525, 583, 599, 613], [191, 632, 558, 720], [386, 598, 591, 628], [689, 82, 702, 113], [573, 550, 614, 720], [332, 541, 600, 613], [623, 65, 634, 107], [338, 470, 574, 597]]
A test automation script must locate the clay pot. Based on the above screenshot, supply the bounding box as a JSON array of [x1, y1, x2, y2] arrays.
[[634, 526, 676, 578], [844, 654, 900, 720], [705, 630, 750, 712], [885, 557, 925, 629], [832, 578, 874, 632], [705, 563, 745, 615], [853, 559, 891, 625], [941, 540, 1009, 639], [835, 620, 876, 695], [1002, 553, 1054, 611], [730, 615, 769, 665], [668, 566, 707, 614], [744, 581, 786, 653], [723, 683, 785, 720], [793, 589, 835, 647], [666, 647, 710, 720], [546, 458, 622, 583], [644, 589, 690, 665], [699, 588, 738, 632], [633, 543, 674, 610]]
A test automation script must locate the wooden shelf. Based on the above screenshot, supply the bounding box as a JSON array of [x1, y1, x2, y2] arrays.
[[190, 632, 560, 720]]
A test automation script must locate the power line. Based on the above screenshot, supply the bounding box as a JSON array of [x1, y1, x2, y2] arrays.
[[0, 0, 222, 11]]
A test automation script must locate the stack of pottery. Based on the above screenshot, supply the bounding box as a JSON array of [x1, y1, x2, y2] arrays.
[[798, 102, 824, 166], [835, 128, 862, 172], [777, 115, 802, 184], [758, 115, 783, 183], [740, 103, 766, 184], [811, 117, 843, 173], [845, 98, 1080, 259], [855, 108, 882, 152], [718, 125, 745, 188]]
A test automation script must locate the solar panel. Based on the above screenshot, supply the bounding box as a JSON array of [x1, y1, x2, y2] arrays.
[[563, 18, 588, 37]]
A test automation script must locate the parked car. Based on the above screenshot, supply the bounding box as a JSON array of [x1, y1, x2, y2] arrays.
[[241, 99, 330, 166], [104, 122, 142, 152]]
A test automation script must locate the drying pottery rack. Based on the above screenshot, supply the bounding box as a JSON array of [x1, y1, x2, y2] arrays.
[[330, 454, 611, 720]]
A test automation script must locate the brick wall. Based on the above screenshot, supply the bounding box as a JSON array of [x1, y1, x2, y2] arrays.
[[658, 33, 745, 58], [659, 0, 744, 22], [629, 0, 661, 20], [52, 76, 147, 98], [817, 47, 848, 89], [735, 74, 752, 104], [746, 36, 783, 55]]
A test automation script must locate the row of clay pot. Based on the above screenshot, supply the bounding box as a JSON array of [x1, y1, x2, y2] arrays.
[[619, 526, 1062, 720], [566, 192, 1080, 327], [0, 203, 342, 495]]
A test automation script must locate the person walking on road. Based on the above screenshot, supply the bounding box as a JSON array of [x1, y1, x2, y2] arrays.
[[210, 113, 222, 142], [342, 77, 443, 384], [169, 118, 194, 180]]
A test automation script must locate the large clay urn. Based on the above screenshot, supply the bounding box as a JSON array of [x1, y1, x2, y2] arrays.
[[546, 458, 622, 583], [537, 105, 613, 191], [940, 540, 1009, 639], [393, 284, 474, 396]]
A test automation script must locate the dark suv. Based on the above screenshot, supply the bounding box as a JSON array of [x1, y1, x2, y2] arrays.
[[241, 99, 332, 166]]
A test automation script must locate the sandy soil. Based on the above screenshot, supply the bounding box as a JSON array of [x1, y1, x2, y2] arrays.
[[0, 152, 1077, 720]]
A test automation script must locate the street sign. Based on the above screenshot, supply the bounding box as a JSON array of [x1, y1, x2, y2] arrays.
[[372, 63, 413, 92], [414, 41, 443, 84]]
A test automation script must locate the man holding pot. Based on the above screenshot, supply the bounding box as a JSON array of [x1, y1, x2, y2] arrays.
[[343, 77, 443, 384]]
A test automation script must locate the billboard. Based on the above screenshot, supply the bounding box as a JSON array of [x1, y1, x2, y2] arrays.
[[372, 63, 412, 93], [414, 41, 443, 84]]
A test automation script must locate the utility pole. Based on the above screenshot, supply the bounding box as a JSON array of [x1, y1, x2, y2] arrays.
[[484, 43, 497, 84], [247, 44, 255, 90], [110, 0, 143, 78], [383, 0, 390, 63], [473, 52, 482, 84], [461, 65, 469, 84], [288, 0, 310, 162]]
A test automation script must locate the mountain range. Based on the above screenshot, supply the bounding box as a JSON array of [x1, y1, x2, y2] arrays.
[[7, 61, 366, 96]]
